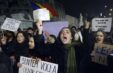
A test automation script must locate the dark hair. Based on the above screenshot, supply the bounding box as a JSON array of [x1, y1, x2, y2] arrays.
[[57, 27, 74, 44], [27, 33, 34, 38], [71, 26, 76, 30], [15, 31, 28, 43], [6, 31, 15, 42], [27, 27, 33, 31]]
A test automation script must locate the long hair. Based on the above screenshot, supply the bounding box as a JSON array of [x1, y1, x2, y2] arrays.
[[15, 31, 28, 44], [94, 30, 106, 43], [57, 27, 74, 44]]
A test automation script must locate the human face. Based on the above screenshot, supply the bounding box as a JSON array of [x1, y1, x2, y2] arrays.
[[60, 28, 72, 44], [1, 36, 7, 45], [96, 31, 104, 44], [17, 33, 25, 43], [28, 37, 35, 49], [84, 20, 91, 28]]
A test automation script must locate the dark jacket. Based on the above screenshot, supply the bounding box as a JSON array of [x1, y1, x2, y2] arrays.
[[14, 41, 29, 62], [47, 40, 77, 73], [80, 28, 109, 73], [79, 28, 94, 73], [34, 34, 47, 60], [0, 52, 13, 73], [1, 41, 15, 56]]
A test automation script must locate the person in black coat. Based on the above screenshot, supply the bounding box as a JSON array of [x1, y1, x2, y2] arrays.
[[13, 31, 29, 73], [28, 34, 36, 57], [33, 19, 47, 60], [14, 31, 29, 62], [46, 27, 79, 73], [80, 18, 110, 73], [44, 32, 58, 62], [0, 47, 13, 73]]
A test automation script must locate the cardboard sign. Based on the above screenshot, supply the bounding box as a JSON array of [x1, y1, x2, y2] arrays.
[[33, 8, 50, 22], [1, 18, 21, 32], [91, 43, 113, 65], [92, 18, 112, 32], [19, 56, 58, 73]]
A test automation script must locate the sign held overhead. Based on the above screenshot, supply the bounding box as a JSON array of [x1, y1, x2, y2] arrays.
[[92, 18, 112, 32], [33, 8, 50, 22], [1, 18, 21, 32]]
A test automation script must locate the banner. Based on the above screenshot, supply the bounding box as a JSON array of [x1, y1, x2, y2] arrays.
[[92, 18, 112, 32], [1, 18, 21, 32], [19, 56, 58, 73], [91, 43, 113, 65], [33, 8, 50, 22]]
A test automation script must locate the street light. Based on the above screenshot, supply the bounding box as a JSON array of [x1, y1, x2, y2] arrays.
[[110, 8, 113, 11]]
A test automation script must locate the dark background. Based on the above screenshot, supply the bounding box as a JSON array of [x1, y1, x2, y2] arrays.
[[56, 0, 113, 18]]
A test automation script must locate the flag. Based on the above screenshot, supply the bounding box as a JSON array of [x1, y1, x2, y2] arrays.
[[42, 3, 58, 16]]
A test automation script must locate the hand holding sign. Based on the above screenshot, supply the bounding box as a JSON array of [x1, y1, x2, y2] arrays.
[[44, 31, 50, 38], [44, 31, 55, 44], [33, 8, 50, 22], [17, 62, 22, 68], [1, 18, 21, 32]]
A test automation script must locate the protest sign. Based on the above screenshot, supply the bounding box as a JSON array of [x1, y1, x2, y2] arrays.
[[19, 56, 58, 73], [91, 43, 113, 65], [43, 21, 69, 37], [92, 18, 112, 32], [1, 18, 21, 32], [33, 8, 50, 22]]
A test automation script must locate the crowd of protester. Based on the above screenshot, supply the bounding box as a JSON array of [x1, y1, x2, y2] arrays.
[[0, 18, 113, 73]]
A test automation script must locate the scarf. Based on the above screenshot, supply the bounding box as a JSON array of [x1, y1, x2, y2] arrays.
[[64, 44, 77, 73]]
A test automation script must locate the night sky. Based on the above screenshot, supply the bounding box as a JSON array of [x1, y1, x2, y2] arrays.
[[56, 0, 113, 18]]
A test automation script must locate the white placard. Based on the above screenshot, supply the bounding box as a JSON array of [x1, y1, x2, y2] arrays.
[[19, 56, 58, 73], [33, 8, 50, 22], [92, 18, 112, 32], [1, 18, 21, 32]]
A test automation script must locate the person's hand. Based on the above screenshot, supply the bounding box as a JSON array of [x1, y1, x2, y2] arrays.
[[44, 31, 55, 44], [17, 62, 22, 68], [10, 56, 16, 64], [36, 57, 41, 61], [30, 58, 41, 64], [44, 31, 50, 38], [36, 19, 43, 34]]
